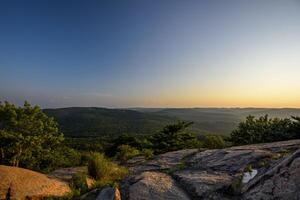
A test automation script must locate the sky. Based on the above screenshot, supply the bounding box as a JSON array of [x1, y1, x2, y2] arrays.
[[0, 0, 300, 108]]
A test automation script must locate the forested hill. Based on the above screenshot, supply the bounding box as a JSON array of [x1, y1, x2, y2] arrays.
[[44, 107, 175, 137], [44, 107, 300, 137], [138, 108, 300, 135]]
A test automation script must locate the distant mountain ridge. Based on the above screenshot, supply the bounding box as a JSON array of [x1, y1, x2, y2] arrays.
[[44, 107, 300, 137], [44, 107, 175, 137]]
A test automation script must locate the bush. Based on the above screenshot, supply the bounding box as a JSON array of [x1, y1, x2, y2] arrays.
[[88, 153, 109, 180], [150, 121, 200, 153], [141, 149, 154, 159], [226, 177, 242, 196], [70, 172, 88, 194], [115, 145, 140, 162], [88, 153, 128, 187], [230, 115, 296, 145], [203, 135, 226, 149]]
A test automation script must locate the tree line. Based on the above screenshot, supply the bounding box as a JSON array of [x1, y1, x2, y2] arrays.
[[1, 101, 300, 172]]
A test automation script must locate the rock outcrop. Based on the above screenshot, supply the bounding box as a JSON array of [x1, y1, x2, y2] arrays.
[[0, 165, 71, 200], [122, 139, 300, 200], [2, 140, 300, 200], [124, 171, 190, 200], [96, 187, 121, 200], [243, 149, 300, 200], [50, 166, 95, 189]]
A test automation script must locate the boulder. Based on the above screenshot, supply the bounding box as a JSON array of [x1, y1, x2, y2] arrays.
[[173, 170, 233, 199], [243, 149, 300, 200], [0, 165, 71, 200], [186, 148, 272, 173], [129, 149, 198, 174], [96, 187, 121, 200], [122, 139, 300, 200], [50, 167, 95, 189], [125, 171, 190, 200]]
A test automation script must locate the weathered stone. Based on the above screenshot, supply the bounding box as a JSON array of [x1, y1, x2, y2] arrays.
[[123, 139, 300, 200], [0, 165, 71, 200], [50, 167, 95, 189], [129, 149, 198, 174], [173, 170, 233, 199], [126, 171, 190, 200], [243, 149, 300, 200], [96, 187, 121, 200], [186, 148, 272, 173], [125, 156, 147, 167], [80, 189, 101, 200]]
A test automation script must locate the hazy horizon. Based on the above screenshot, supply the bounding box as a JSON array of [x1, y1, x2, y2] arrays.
[[1, 0, 300, 108]]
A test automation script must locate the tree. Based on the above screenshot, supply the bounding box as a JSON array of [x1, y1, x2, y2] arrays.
[[115, 144, 140, 162], [289, 116, 300, 139], [150, 121, 200, 153], [203, 135, 226, 149], [0, 101, 63, 168], [230, 115, 293, 145]]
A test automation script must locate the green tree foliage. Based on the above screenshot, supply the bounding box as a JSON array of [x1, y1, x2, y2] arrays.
[[230, 115, 300, 145], [203, 135, 226, 149], [0, 101, 81, 172], [106, 133, 153, 157], [115, 144, 140, 162], [0, 101, 63, 168], [150, 121, 200, 153], [289, 116, 300, 139]]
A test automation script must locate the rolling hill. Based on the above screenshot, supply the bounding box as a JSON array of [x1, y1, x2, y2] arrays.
[[44, 107, 300, 137], [44, 107, 175, 137]]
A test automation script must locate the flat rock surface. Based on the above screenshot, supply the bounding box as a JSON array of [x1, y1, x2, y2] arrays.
[[173, 170, 233, 199], [243, 149, 300, 200], [96, 187, 121, 200], [126, 171, 190, 200], [129, 149, 198, 174], [0, 165, 71, 200], [123, 139, 300, 200], [186, 148, 272, 173], [50, 166, 95, 188]]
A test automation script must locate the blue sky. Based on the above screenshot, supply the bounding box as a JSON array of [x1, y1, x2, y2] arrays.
[[1, 0, 300, 108]]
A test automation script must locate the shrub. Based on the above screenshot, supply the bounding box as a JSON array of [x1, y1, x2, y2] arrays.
[[70, 172, 88, 194], [141, 149, 154, 159], [88, 153, 109, 180], [150, 121, 200, 153], [203, 135, 226, 149], [115, 145, 140, 162], [88, 153, 128, 187], [226, 177, 242, 196], [230, 115, 294, 145]]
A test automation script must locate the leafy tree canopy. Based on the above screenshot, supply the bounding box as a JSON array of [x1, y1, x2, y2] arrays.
[[230, 115, 300, 145], [150, 121, 200, 153], [0, 101, 64, 170]]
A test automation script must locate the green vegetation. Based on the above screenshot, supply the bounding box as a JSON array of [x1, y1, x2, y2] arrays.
[[141, 148, 154, 159], [244, 164, 253, 173], [88, 153, 128, 187], [45, 107, 300, 137], [0, 101, 79, 172], [44, 107, 175, 137], [150, 121, 201, 153], [2, 100, 300, 179], [202, 135, 226, 149], [230, 115, 300, 145], [226, 177, 242, 196], [70, 172, 88, 194], [115, 145, 140, 162]]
